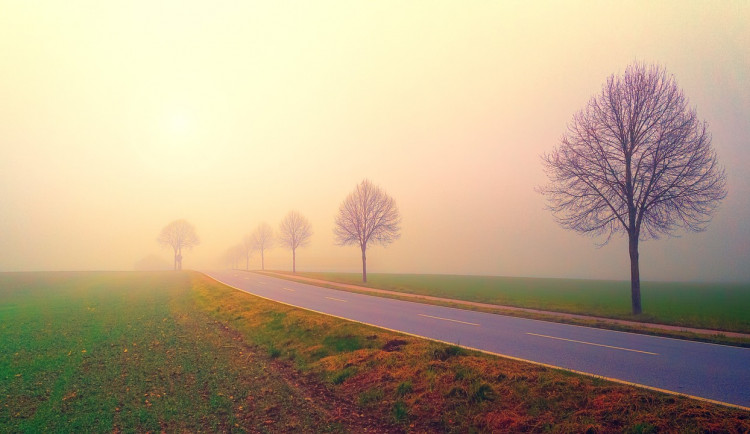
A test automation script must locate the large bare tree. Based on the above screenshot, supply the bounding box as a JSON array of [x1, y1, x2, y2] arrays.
[[252, 222, 274, 271], [278, 211, 313, 274], [157, 219, 200, 270], [241, 235, 255, 270], [539, 63, 726, 315], [334, 179, 401, 282]]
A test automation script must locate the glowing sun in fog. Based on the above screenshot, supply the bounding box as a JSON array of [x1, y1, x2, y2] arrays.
[[168, 112, 192, 135]]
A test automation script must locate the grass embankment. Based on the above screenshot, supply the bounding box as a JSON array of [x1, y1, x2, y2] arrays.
[[2, 271, 748, 432], [274, 272, 750, 334]]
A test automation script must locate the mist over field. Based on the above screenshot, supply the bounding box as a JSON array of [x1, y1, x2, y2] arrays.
[[1, 1, 748, 282]]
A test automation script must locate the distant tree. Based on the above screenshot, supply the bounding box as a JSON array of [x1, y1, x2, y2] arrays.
[[221, 247, 233, 269], [221, 244, 244, 269], [252, 223, 274, 271], [334, 179, 401, 282], [242, 235, 255, 270], [157, 219, 200, 270], [278, 210, 313, 273], [228, 244, 245, 269], [539, 62, 726, 315]]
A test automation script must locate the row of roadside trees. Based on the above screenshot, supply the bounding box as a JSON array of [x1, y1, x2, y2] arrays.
[[225, 211, 313, 273], [156, 179, 401, 280], [223, 179, 401, 280]]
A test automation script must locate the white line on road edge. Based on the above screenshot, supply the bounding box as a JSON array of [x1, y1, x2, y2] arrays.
[[526, 333, 659, 355], [325, 296, 347, 302], [418, 314, 480, 326], [282, 287, 295, 292]]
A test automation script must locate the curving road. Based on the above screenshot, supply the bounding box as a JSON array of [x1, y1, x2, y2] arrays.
[[204, 270, 750, 409]]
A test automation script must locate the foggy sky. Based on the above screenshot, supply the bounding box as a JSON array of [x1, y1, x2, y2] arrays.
[[1, 1, 748, 282]]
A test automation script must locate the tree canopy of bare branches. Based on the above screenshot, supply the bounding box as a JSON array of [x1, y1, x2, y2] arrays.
[[334, 179, 401, 282], [539, 63, 726, 315], [157, 219, 200, 270], [278, 211, 313, 273], [251, 222, 274, 271]]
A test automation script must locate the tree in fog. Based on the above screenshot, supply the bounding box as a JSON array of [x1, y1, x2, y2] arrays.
[[241, 235, 255, 270], [278, 210, 313, 273], [230, 244, 244, 269], [539, 63, 726, 315], [222, 244, 244, 269], [334, 179, 401, 282], [157, 219, 200, 270], [252, 223, 274, 271]]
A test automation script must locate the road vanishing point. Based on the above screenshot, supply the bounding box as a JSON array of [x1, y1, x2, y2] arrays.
[[204, 270, 750, 409]]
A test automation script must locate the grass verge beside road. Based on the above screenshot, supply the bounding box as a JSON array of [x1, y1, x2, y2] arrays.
[[268, 271, 750, 335], [2, 271, 748, 432]]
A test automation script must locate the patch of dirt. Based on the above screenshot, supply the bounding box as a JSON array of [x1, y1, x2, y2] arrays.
[[210, 319, 404, 433], [5, 394, 48, 419], [382, 339, 408, 352]]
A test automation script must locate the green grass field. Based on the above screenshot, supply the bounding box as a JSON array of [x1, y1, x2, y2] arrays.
[[285, 272, 750, 333], [0, 271, 340, 432], [2, 271, 748, 432]]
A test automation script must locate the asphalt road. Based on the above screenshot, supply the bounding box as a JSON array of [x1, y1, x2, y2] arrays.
[[204, 270, 750, 409]]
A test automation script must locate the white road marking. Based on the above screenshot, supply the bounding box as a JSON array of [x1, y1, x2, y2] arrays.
[[418, 313, 480, 326], [526, 333, 659, 355], [325, 296, 347, 302], [282, 287, 295, 292]]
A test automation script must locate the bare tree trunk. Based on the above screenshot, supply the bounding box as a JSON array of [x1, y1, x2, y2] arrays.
[[628, 232, 642, 315], [261, 249, 265, 271], [292, 248, 296, 274], [361, 245, 367, 283]]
